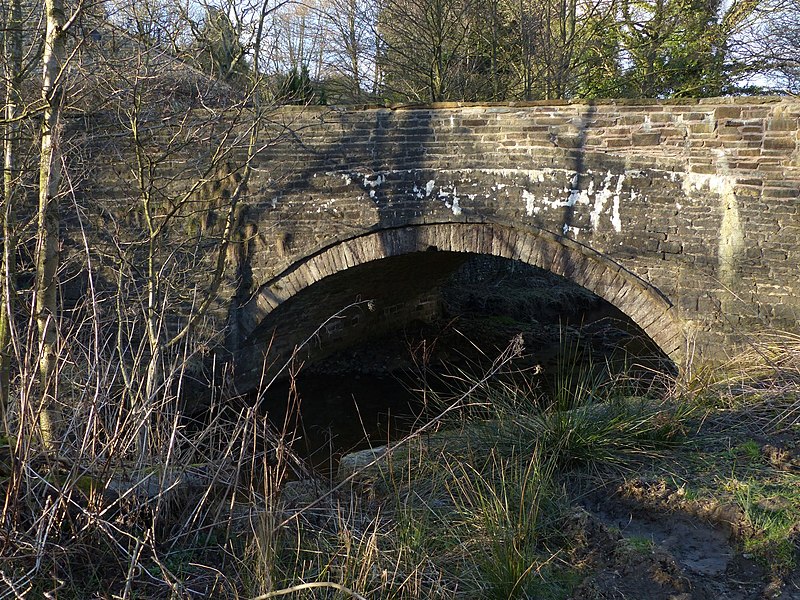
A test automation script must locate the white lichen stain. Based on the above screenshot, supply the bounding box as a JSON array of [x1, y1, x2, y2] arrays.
[[484, 168, 547, 182], [611, 175, 624, 232], [611, 193, 622, 232], [567, 189, 580, 206], [590, 174, 612, 229], [588, 173, 625, 232], [681, 172, 731, 197], [324, 171, 354, 186], [523, 189, 537, 216], [315, 201, 332, 213], [533, 172, 610, 219], [438, 185, 463, 215], [364, 174, 384, 188], [681, 154, 743, 287], [426, 180, 435, 197]]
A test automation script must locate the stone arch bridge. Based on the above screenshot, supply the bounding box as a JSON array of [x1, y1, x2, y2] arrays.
[[90, 97, 800, 387]]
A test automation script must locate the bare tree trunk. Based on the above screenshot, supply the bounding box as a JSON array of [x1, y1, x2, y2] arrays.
[[35, 0, 68, 445], [346, 0, 363, 100], [1, 0, 23, 426]]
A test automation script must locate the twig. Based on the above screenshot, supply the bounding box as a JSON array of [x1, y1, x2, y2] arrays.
[[250, 581, 369, 600]]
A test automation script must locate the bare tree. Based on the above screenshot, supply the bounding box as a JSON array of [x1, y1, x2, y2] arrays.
[[377, 0, 475, 101], [35, 0, 79, 444], [1, 0, 50, 439], [1, 0, 25, 423], [266, 0, 329, 82], [77, 0, 282, 457], [771, 12, 800, 90], [746, 0, 800, 92], [319, 0, 380, 101]]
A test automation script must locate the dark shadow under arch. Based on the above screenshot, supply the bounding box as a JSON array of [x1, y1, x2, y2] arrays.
[[240, 222, 686, 370]]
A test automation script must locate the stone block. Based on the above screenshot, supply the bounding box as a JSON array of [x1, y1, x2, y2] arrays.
[[762, 186, 799, 198], [767, 118, 797, 132], [688, 164, 717, 174], [530, 237, 559, 270], [659, 240, 683, 254], [715, 106, 742, 120], [688, 122, 715, 134], [763, 136, 797, 150], [569, 256, 603, 291], [620, 115, 646, 125], [632, 132, 662, 145]]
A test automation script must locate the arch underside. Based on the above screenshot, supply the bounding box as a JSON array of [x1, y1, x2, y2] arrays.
[[245, 222, 686, 366]]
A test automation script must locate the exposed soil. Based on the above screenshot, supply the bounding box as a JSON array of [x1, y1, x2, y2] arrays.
[[573, 497, 759, 599], [566, 480, 800, 600]]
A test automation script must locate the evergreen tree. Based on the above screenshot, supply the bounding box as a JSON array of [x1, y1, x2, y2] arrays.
[[614, 0, 733, 97]]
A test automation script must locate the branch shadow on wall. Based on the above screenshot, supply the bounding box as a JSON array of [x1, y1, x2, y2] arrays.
[[231, 105, 448, 383]]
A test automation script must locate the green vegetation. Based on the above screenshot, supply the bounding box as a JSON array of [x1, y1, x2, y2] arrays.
[[0, 342, 780, 594], [1, 329, 799, 598], [248, 332, 799, 598]]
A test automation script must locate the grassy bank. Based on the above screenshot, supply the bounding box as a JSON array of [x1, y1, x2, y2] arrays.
[[2, 333, 799, 598]]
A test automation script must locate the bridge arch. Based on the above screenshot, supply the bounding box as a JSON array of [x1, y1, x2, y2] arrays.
[[242, 222, 686, 368]]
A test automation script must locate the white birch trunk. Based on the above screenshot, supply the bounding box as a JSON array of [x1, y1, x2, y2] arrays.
[[35, 0, 67, 445]]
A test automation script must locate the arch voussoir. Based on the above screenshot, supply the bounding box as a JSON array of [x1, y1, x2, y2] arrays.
[[296, 261, 319, 286], [245, 222, 686, 368], [624, 292, 662, 326]]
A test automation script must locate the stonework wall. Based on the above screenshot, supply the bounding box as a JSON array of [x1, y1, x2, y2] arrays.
[[234, 97, 799, 368], [82, 97, 800, 372]]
